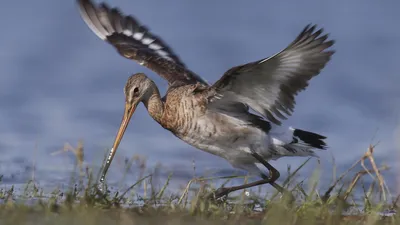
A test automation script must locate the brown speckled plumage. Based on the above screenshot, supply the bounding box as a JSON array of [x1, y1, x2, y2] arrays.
[[78, 0, 334, 196]]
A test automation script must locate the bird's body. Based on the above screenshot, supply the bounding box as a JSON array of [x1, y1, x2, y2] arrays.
[[129, 74, 324, 176], [77, 0, 335, 196], [157, 84, 267, 165]]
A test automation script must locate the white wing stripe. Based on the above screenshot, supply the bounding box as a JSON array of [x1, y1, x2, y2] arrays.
[[141, 37, 154, 45], [149, 43, 162, 50], [122, 29, 133, 36], [133, 32, 144, 40]]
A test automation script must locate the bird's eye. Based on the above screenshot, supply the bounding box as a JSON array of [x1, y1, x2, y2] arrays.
[[133, 87, 139, 93]]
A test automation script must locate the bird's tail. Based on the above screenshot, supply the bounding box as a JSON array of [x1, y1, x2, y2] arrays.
[[270, 127, 327, 158], [291, 127, 327, 150]]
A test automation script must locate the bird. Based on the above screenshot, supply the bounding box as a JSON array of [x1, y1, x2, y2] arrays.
[[77, 0, 335, 199]]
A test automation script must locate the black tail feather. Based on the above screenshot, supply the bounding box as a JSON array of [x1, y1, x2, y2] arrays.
[[292, 128, 327, 149]]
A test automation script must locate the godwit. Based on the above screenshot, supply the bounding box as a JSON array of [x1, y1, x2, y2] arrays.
[[77, 0, 334, 199]]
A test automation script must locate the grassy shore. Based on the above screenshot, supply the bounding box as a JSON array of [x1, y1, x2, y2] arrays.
[[0, 143, 398, 225]]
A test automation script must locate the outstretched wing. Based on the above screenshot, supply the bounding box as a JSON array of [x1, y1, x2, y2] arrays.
[[77, 0, 209, 86], [208, 24, 335, 125]]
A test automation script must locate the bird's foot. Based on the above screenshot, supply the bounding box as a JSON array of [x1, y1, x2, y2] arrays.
[[205, 187, 230, 202], [214, 187, 230, 199]]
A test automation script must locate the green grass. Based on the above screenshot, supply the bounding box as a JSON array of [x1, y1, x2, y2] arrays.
[[0, 143, 398, 225]]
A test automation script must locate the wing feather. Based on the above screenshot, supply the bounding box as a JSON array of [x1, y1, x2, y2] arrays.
[[209, 24, 335, 125], [77, 0, 209, 86]]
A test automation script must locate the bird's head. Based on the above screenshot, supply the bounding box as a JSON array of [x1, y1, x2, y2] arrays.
[[123, 73, 154, 112], [103, 73, 154, 177]]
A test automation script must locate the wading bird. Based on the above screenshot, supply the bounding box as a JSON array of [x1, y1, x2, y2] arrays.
[[77, 0, 334, 199]]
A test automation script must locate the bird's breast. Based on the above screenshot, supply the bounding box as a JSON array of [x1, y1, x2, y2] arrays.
[[159, 86, 207, 135]]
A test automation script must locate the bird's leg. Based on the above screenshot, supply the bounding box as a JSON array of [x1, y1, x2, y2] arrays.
[[250, 150, 295, 203], [211, 150, 280, 200], [211, 175, 275, 200], [211, 150, 294, 203]]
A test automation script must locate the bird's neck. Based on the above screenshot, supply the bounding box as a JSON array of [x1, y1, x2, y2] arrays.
[[142, 85, 164, 123]]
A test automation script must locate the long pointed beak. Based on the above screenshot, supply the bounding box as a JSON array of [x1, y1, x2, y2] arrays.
[[99, 101, 137, 183]]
